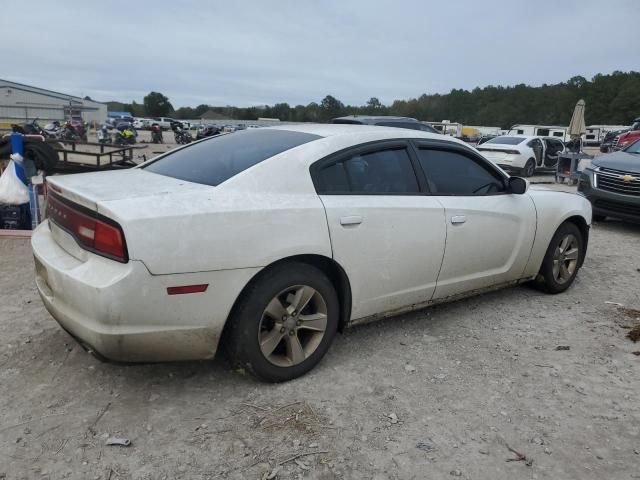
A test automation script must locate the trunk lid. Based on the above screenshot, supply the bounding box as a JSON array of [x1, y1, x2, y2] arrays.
[[45, 169, 213, 262], [46, 169, 211, 212]]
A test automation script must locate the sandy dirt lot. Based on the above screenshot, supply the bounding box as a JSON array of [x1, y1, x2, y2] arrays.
[[1, 176, 639, 480]]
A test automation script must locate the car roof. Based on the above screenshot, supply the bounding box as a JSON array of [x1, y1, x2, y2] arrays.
[[332, 115, 421, 124], [264, 123, 448, 141]]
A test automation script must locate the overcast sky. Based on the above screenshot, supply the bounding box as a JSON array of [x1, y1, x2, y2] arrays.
[[4, 0, 639, 108]]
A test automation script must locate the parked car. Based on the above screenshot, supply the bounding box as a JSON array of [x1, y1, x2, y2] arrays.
[[600, 129, 628, 153], [477, 135, 565, 177], [477, 134, 498, 145], [133, 118, 152, 130], [578, 139, 640, 223], [332, 115, 440, 134], [108, 115, 134, 126], [32, 125, 591, 382], [611, 118, 640, 151]]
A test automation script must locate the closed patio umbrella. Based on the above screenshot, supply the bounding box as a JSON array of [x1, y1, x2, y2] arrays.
[[568, 99, 586, 152]]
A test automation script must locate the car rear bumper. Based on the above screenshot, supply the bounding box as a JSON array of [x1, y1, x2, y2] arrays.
[[32, 220, 260, 362], [578, 171, 640, 222]]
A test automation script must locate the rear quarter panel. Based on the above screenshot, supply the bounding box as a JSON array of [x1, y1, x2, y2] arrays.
[[100, 189, 332, 275]]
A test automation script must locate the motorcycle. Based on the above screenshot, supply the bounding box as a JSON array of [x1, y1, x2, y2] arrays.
[[11, 118, 48, 137], [196, 125, 220, 140], [61, 122, 82, 142], [68, 119, 88, 141], [150, 123, 163, 144], [43, 121, 63, 140], [171, 122, 192, 145], [114, 124, 136, 145], [96, 124, 112, 144]]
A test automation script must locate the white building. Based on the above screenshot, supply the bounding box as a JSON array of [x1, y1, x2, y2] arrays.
[[0, 78, 107, 126]]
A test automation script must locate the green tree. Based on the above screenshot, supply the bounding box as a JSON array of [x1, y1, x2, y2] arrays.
[[365, 97, 385, 114], [143, 91, 174, 117], [319, 95, 345, 121]]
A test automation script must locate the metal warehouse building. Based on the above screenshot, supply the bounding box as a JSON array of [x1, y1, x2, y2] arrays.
[[0, 78, 107, 127]]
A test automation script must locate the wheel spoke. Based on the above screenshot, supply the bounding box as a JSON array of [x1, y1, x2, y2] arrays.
[[298, 312, 327, 332], [564, 247, 579, 261], [560, 262, 570, 281], [264, 297, 287, 320], [260, 284, 329, 368], [289, 286, 316, 314], [260, 329, 284, 357], [559, 236, 570, 253], [285, 333, 306, 365], [552, 259, 560, 280]]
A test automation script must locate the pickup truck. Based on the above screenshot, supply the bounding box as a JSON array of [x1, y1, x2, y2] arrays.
[[151, 117, 184, 130], [613, 118, 640, 150]]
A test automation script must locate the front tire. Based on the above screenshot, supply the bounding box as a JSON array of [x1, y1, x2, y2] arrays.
[[535, 222, 584, 294], [521, 158, 536, 177], [225, 262, 339, 382]]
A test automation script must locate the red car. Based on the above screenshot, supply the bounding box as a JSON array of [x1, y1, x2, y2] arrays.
[[613, 117, 640, 150]]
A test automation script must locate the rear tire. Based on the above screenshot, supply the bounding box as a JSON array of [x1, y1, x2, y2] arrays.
[[521, 158, 535, 177], [534, 222, 584, 294], [225, 262, 339, 382]]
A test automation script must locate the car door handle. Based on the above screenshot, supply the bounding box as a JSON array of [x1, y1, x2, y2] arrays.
[[340, 215, 363, 226], [451, 215, 467, 225]]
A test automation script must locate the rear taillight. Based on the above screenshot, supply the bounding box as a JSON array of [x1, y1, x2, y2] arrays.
[[46, 193, 128, 262]]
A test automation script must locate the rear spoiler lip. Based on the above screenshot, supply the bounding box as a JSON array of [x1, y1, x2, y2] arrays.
[[46, 176, 99, 212]]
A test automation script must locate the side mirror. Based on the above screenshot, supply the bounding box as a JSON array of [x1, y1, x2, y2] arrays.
[[509, 176, 528, 195]]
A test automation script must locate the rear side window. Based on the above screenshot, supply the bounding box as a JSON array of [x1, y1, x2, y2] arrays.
[[486, 136, 525, 145], [317, 148, 419, 194], [144, 129, 321, 186], [417, 149, 505, 195]]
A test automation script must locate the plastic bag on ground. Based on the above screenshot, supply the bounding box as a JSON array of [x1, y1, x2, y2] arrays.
[[0, 160, 30, 205]]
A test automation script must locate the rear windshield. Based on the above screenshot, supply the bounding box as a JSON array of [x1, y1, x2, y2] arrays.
[[143, 129, 321, 186], [485, 136, 526, 145]]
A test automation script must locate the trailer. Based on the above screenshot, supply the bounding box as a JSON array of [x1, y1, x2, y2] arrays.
[[583, 125, 627, 146], [48, 140, 148, 173], [508, 124, 570, 141]]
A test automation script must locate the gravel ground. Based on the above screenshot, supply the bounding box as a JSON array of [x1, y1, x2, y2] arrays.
[[1, 179, 639, 480]]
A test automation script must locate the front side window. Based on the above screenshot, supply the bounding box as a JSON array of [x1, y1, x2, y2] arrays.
[[316, 148, 419, 194], [144, 129, 321, 186], [417, 148, 505, 195]]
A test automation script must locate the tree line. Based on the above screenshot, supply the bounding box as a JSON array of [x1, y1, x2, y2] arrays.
[[107, 71, 640, 128]]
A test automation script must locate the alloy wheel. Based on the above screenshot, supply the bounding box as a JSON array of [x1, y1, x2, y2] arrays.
[[552, 234, 579, 284], [258, 285, 328, 367], [525, 160, 535, 177]]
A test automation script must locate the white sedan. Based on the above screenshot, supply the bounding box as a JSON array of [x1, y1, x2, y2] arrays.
[[477, 135, 566, 177], [32, 125, 591, 381]]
